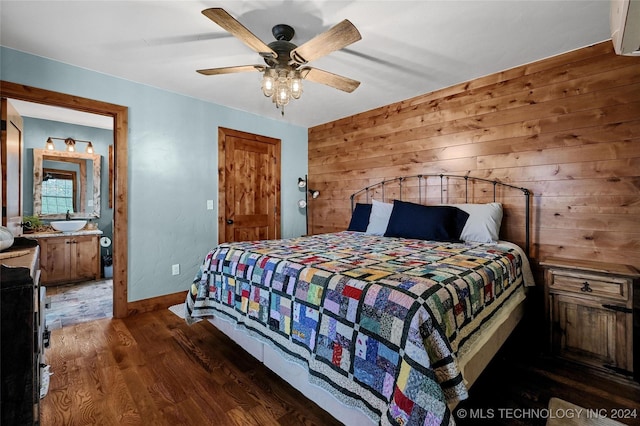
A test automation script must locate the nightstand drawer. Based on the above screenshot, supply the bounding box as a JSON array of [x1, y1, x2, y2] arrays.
[[549, 272, 629, 302]]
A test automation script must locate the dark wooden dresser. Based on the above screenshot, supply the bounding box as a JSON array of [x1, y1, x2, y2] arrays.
[[1, 238, 44, 425]]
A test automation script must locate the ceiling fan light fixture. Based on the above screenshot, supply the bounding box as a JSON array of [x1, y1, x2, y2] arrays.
[[264, 68, 303, 112], [198, 8, 361, 117]]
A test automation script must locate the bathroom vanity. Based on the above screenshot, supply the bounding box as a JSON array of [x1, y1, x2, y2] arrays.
[[26, 229, 102, 286]]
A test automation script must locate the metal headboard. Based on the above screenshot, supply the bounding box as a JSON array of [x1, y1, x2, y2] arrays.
[[350, 174, 531, 257]]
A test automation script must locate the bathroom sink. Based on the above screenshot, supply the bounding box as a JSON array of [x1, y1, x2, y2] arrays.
[[50, 220, 87, 232]]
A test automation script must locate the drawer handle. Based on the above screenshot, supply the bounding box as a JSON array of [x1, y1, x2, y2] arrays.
[[580, 281, 593, 292]]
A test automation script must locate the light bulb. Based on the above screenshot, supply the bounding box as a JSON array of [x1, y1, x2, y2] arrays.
[[290, 71, 303, 99], [275, 72, 290, 107], [262, 69, 275, 97], [276, 86, 290, 106]]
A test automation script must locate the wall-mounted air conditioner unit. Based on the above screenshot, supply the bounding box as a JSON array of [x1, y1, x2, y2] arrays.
[[610, 0, 640, 56]]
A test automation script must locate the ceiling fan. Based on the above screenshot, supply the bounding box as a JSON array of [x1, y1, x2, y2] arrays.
[[197, 8, 362, 115]]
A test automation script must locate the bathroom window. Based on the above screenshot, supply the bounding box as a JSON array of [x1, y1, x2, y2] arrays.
[[41, 169, 77, 214]]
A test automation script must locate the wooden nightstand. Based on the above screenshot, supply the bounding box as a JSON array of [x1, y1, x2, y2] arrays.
[[540, 257, 639, 380]]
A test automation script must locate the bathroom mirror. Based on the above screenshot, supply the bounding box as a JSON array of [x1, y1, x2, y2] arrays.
[[33, 148, 101, 219]]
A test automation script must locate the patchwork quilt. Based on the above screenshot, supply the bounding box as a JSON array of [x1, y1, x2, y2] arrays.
[[185, 231, 528, 426]]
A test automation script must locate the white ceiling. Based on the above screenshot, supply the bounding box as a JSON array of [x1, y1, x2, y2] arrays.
[[1, 1, 613, 129], [8, 99, 115, 130]]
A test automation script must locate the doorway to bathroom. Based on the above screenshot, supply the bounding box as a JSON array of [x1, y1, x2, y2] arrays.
[[1, 81, 129, 319]]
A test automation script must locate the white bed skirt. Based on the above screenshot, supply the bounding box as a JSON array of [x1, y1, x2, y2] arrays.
[[207, 314, 375, 425], [205, 285, 527, 425]]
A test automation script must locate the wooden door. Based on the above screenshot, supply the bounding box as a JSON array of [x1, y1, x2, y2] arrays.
[[218, 128, 280, 244], [1, 98, 23, 235]]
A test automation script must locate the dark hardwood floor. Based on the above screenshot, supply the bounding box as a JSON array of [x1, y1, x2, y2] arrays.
[[41, 308, 640, 426], [455, 329, 640, 426], [41, 308, 341, 425]]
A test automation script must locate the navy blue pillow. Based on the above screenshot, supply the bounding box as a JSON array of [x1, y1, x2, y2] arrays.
[[347, 203, 372, 232], [384, 200, 469, 242]]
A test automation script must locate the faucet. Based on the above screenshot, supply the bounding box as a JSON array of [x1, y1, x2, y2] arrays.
[[66, 210, 71, 220]]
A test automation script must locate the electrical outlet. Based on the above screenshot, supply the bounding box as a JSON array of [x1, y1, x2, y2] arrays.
[[172, 264, 180, 275], [207, 200, 214, 210]]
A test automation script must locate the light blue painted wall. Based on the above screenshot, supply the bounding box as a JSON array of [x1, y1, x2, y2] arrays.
[[1, 47, 308, 301]]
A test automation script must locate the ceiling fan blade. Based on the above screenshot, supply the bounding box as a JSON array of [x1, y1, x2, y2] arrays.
[[197, 65, 265, 76], [202, 8, 276, 58], [300, 67, 360, 93], [290, 20, 361, 64]]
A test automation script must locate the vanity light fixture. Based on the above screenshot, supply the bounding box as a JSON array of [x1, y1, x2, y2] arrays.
[[45, 136, 95, 154]]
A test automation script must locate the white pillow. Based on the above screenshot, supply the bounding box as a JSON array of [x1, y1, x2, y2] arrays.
[[365, 199, 394, 235], [448, 203, 503, 243]]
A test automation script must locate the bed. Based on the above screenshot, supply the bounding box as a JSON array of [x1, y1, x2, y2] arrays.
[[185, 174, 534, 426]]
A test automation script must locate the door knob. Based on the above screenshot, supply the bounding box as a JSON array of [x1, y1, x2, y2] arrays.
[[226, 219, 234, 225]]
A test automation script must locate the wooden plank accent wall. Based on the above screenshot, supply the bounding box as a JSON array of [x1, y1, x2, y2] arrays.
[[308, 41, 640, 273]]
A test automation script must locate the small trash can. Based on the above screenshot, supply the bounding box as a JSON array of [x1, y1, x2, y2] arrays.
[[102, 253, 113, 278]]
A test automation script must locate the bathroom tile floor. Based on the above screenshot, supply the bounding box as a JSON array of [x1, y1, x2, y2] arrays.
[[45, 279, 112, 329]]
